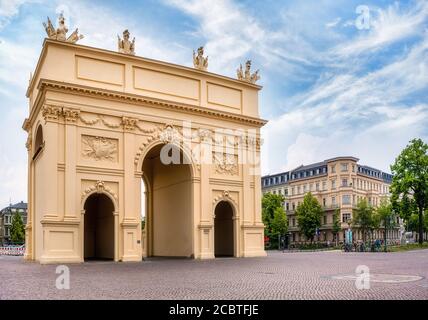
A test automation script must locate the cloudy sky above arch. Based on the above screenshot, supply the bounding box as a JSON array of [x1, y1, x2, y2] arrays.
[[0, 0, 427, 207]]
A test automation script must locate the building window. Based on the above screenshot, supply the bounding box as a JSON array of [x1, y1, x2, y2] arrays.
[[342, 213, 351, 223], [341, 163, 348, 172], [303, 185, 307, 193], [316, 183, 319, 191], [331, 165, 336, 173], [332, 197, 336, 205], [322, 181, 327, 190], [286, 203, 289, 211], [331, 180, 336, 189], [323, 215, 327, 225], [292, 218, 296, 227], [33, 124, 44, 159], [342, 195, 351, 205], [352, 165, 355, 172], [323, 198, 326, 206], [342, 179, 348, 187], [316, 169, 320, 174]]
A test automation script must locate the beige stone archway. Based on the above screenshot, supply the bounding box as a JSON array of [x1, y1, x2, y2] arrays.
[[80, 181, 120, 262], [139, 142, 195, 258], [213, 197, 238, 257], [23, 38, 267, 264]]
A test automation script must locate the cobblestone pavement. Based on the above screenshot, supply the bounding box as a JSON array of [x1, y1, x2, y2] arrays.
[[1, 250, 428, 300]]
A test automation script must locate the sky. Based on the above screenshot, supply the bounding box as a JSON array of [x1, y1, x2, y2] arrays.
[[0, 0, 427, 208]]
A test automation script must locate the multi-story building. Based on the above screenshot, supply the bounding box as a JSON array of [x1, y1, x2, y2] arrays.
[[262, 157, 401, 244], [0, 201, 27, 245]]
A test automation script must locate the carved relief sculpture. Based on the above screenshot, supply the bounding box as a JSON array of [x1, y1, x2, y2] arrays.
[[213, 152, 239, 175], [159, 124, 181, 144], [118, 29, 135, 55], [237, 60, 260, 84], [43, 13, 84, 43], [82, 135, 118, 162], [193, 46, 208, 71]]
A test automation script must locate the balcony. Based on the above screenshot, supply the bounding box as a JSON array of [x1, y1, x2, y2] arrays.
[[322, 204, 339, 211]]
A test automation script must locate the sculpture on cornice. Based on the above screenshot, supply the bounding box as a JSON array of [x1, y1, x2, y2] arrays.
[[193, 46, 208, 71], [118, 29, 135, 55], [43, 13, 84, 43], [237, 60, 260, 84]]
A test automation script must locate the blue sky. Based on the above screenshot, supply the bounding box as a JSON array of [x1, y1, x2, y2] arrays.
[[0, 0, 427, 208]]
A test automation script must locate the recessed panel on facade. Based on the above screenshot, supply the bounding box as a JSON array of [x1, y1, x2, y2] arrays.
[[133, 66, 200, 102], [207, 82, 242, 111], [76, 56, 125, 86]]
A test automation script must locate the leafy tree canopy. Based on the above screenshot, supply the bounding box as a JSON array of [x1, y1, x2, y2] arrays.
[[391, 138, 428, 244], [296, 193, 323, 242], [10, 213, 25, 244]]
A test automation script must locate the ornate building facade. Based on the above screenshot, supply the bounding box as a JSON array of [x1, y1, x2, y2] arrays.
[[262, 157, 402, 243], [0, 202, 27, 245], [23, 19, 266, 264]]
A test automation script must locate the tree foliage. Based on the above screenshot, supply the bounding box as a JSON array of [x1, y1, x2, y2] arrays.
[[271, 207, 288, 236], [391, 138, 428, 244], [352, 199, 375, 242], [296, 193, 323, 242], [262, 193, 287, 248], [10, 213, 25, 244]]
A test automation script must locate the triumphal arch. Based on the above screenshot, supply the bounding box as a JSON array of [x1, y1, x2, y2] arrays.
[[23, 16, 266, 264]]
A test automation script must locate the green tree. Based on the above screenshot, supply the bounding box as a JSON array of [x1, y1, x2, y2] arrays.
[[271, 207, 288, 237], [296, 193, 323, 243], [352, 199, 375, 243], [407, 211, 428, 234], [332, 209, 341, 246], [262, 193, 286, 248], [391, 193, 416, 230], [391, 138, 428, 244], [375, 198, 396, 252], [10, 213, 25, 244]]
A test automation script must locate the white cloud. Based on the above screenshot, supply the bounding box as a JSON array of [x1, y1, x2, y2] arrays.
[[262, 30, 428, 175], [332, 1, 428, 58], [326, 17, 341, 28], [0, 0, 41, 29]]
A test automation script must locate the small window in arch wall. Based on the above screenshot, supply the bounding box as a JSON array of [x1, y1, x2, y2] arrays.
[[33, 125, 44, 160]]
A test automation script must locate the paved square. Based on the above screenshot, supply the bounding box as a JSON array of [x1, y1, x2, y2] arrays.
[[1, 250, 428, 299]]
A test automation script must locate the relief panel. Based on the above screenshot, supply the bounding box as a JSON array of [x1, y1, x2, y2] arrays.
[[81, 135, 118, 162]]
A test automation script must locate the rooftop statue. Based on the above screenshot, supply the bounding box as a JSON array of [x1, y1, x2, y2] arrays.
[[193, 46, 208, 71], [43, 13, 84, 43], [118, 29, 135, 55], [237, 60, 260, 84]]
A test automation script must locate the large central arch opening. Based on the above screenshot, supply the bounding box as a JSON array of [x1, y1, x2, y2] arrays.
[[214, 201, 234, 257], [84, 193, 115, 261], [142, 143, 193, 258]]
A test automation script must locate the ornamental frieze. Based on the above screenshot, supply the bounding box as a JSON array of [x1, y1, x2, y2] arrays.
[[81, 135, 118, 162]]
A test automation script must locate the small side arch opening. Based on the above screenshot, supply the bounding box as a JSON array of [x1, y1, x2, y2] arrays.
[[214, 201, 235, 257], [83, 193, 115, 261]]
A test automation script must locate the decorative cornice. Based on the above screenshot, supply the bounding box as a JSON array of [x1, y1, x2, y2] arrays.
[[122, 116, 138, 132], [34, 79, 267, 127], [42, 104, 62, 121], [25, 134, 32, 152], [63, 107, 80, 123]]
